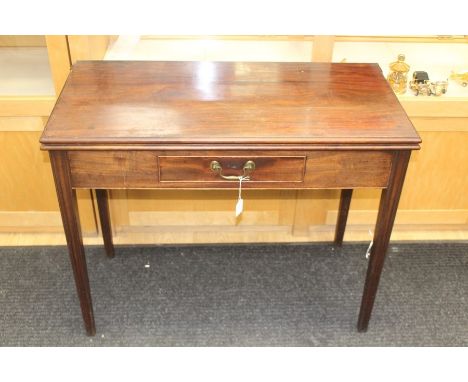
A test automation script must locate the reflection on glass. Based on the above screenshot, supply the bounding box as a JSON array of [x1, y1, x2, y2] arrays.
[[0, 35, 54, 96]]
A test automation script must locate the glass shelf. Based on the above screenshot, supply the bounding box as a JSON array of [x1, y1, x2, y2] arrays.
[[333, 41, 468, 98], [0, 36, 54, 97], [103, 36, 468, 98], [104, 35, 314, 62]]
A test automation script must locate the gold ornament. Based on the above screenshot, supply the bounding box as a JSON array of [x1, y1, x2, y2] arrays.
[[387, 54, 410, 94]]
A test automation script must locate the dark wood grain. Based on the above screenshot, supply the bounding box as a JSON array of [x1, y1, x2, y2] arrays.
[[334, 189, 353, 246], [68, 151, 159, 188], [304, 151, 392, 188], [159, 155, 305, 183], [357, 150, 411, 332], [95, 189, 115, 258], [49, 151, 96, 336], [40, 61, 420, 149]]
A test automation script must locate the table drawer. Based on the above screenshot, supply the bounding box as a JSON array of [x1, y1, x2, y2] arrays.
[[69, 151, 159, 188], [159, 156, 306, 183]]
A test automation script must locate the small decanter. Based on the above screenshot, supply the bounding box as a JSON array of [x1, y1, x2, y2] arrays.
[[387, 54, 410, 94]]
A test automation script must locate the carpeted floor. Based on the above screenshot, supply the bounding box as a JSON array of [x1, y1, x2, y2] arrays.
[[0, 242, 467, 346]]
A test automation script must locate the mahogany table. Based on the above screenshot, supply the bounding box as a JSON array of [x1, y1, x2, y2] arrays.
[[40, 61, 421, 335]]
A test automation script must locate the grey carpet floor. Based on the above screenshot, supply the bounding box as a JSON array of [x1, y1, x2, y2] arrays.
[[0, 242, 467, 346]]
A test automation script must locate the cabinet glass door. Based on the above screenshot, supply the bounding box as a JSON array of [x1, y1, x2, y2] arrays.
[[103, 35, 315, 62], [0, 35, 54, 96]]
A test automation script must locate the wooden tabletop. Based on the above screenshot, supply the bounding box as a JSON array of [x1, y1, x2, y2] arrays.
[[40, 61, 420, 149]]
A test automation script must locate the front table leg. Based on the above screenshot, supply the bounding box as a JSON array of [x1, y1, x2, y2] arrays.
[[357, 151, 411, 332], [50, 151, 96, 336]]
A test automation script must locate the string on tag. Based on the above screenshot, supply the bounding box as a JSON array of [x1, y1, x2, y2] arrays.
[[235, 175, 246, 217], [238, 176, 243, 200], [365, 229, 373, 259]]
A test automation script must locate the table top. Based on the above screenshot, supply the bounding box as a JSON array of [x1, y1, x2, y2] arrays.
[[40, 61, 420, 149]]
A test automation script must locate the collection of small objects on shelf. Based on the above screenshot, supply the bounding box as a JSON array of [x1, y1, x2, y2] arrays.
[[386, 54, 468, 96]]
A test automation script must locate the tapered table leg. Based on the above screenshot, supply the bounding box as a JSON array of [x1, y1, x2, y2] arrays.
[[357, 151, 411, 332], [50, 151, 96, 336], [334, 189, 353, 246], [95, 189, 115, 258]]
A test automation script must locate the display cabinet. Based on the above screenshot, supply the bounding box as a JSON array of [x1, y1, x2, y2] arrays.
[[96, 35, 468, 243], [0, 36, 103, 235], [0, 36, 56, 234], [330, 36, 468, 238], [1, 35, 467, 243]]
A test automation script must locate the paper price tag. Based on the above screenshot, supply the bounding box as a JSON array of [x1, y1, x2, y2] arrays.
[[235, 175, 249, 217], [365, 229, 373, 259], [235, 198, 244, 217]]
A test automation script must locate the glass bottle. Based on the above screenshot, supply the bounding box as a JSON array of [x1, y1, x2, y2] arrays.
[[387, 54, 410, 94]]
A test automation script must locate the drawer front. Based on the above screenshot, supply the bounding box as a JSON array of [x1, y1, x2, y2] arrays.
[[69, 151, 159, 188], [67, 150, 393, 189], [159, 156, 306, 183]]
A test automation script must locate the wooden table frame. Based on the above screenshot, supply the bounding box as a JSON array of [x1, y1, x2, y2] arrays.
[[41, 61, 420, 336]]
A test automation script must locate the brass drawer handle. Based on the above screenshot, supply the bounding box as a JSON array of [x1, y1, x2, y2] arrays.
[[210, 160, 256, 180]]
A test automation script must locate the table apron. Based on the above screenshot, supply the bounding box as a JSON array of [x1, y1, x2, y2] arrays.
[[66, 149, 394, 189]]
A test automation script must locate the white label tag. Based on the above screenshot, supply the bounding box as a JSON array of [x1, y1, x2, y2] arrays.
[[235, 175, 246, 217], [235, 198, 244, 217], [365, 229, 373, 259]]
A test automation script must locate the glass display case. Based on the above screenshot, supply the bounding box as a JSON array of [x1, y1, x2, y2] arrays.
[[0, 35, 54, 96], [103, 35, 315, 62], [332, 38, 468, 99], [1, 35, 466, 242]]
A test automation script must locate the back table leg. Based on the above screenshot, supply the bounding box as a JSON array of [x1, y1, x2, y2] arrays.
[[357, 151, 411, 332], [95, 189, 115, 258], [50, 151, 96, 336], [334, 189, 353, 246]]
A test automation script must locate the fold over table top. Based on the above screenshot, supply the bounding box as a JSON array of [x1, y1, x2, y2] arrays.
[[40, 61, 421, 150]]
